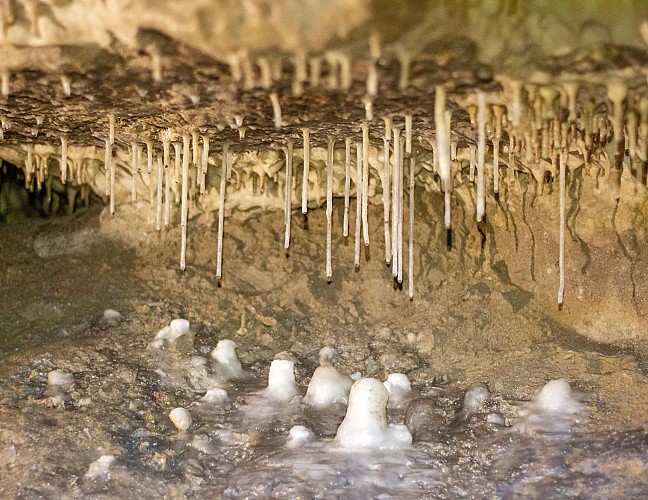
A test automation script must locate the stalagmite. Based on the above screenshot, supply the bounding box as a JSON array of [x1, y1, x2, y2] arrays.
[[344, 137, 351, 237], [217, 143, 229, 280], [284, 140, 293, 251], [301, 128, 310, 214], [435, 86, 452, 229], [269, 92, 282, 130], [476, 91, 486, 221], [60, 136, 68, 184], [391, 127, 401, 278], [558, 152, 566, 307], [355, 142, 362, 268], [156, 156, 163, 231], [326, 137, 334, 281], [361, 122, 370, 247], [408, 156, 415, 299], [180, 135, 190, 270], [383, 118, 392, 265]]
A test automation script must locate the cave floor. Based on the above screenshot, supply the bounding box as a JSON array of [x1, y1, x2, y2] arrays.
[[1, 204, 647, 498]]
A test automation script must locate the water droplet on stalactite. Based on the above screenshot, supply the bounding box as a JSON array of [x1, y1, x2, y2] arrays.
[[476, 90, 487, 222], [60, 136, 68, 184], [180, 135, 190, 271], [391, 126, 402, 278], [382, 117, 392, 266], [301, 128, 310, 215], [269, 92, 282, 130], [284, 140, 294, 251], [156, 155, 163, 231], [435, 86, 452, 229], [61, 75, 72, 97], [216, 142, 229, 281], [408, 156, 416, 299], [558, 151, 566, 307], [343, 137, 351, 238], [326, 137, 335, 281], [354, 141, 362, 269], [361, 122, 370, 247]]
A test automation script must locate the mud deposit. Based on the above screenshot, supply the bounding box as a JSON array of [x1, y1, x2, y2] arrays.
[[1, 199, 648, 499]]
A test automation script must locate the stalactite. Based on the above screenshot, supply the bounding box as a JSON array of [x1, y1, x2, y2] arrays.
[[180, 135, 190, 271], [354, 141, 362, 269], [361, 122, 370, 247], [383, 117, 392, 265], [344, 137, 351, 237], [60, 136, 68, 184], [476, 91, 486, 221], [326, 137, 335, 281], [408, 156, 415, 299], [301, 128, 310, 214], [217, 142, 229, 281], [435, 86, 452, 229], [156, 156, 163, 231], [558, 151, 566, 307], [391, 126, 401, 278], [284, 140, 293, 251]]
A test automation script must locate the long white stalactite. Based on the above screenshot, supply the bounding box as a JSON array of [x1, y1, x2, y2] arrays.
[[361, 122, 370, 247], [476, 90, 486, 221], [217, 143, 229, 280], [558, 151, 566, 307], [284, 140, 293, 250], [435, 86, 452, 229], [180, 135, 190, 271], [354, 141, 362, 269], [326, 137, 334, 281], [343, 137, 351, 237], [383, 117, 392, 265], [301, 128, 310, 214], [408, 156, 415, 299], [391, 126, 401, 278]]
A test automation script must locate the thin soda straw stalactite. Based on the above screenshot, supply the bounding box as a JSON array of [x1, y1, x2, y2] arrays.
[[109, 141, 115, 215], [326, 137, 335, 281], [354, 141, 362, 269], [173, 141, 181, 186], [164, 155, 170, 228], [130, 141, 138, 202], [284, 140, 293, 251], [408, 155, 415, 299], [361, 122, 370, 247], [180, 134, 190, 271], [104, 139, 111, 197], [476, 90, 486, 222], [301, 128, 310, 214], [558, 151, 566, 308], [398, 136, 405, 285], [343, 137, 351, 237], [270, 92, 282, 130], [108, 113, 115, 145], [383, 117, 392, 265], [200, 135, 210, 195], [391, 126, 401, 278], [216, 142, 229, 281], [435, 86, 452, 229], [60, 136, 67, 184], [155, 155, 163, 231]]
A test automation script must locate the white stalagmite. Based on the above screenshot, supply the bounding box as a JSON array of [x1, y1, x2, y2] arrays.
[[301, 128, 310, 214], [284, 140, 293, 250], [476, 91, 486, 221], [270, 92, 282, 130], [361, 122, 370, 247], [435, 86, 452, 229], [156, 156, 163, 231], [383, 117, 392, 265], [408, 156, 415, 299], [130, 142, 138, 202], [180, 135, 190, 271], [108, 114, 115, 145], [104, 140, 111, 197], [60, 136, 68, 184], [343, 138, 351, 237], [354, 142, 362, 268], [326, 137, 335, 280], [391, 127, 401, 278], [558, 152, 566, 307], [217, 142, 229, 280]]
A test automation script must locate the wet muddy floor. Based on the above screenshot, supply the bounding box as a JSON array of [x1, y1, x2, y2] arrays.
[[1, 203, 648, 498]]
